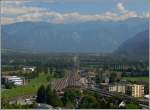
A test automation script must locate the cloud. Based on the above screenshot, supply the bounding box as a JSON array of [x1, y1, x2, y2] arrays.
[[1, 0, 57, 6], [117, 2, 127, 13], [0, 17, 15, 25], [0, 2, 147, 25], [1, 0, 31, 6], [1, 6, 47, 15], [1, 10, 138, 24], [119, 11, 137, 20]]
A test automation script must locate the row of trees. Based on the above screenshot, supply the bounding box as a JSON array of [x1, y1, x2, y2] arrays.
[[95, 70, 121, 83]]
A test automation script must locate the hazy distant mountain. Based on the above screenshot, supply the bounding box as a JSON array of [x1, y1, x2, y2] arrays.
[[2, 18, 148, 53], [115, 30, 149, 59]]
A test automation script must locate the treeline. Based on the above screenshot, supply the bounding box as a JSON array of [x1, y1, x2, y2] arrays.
[[2, 52, 148, 77]]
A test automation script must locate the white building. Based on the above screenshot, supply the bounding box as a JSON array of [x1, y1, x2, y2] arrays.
[[23, 66, 35, 72], [80, 78, 88, 86], [3, 76, 26, 86], [109, 84, 126, 94], [109, 85, 117, 92], [144, 95, 149, 99], [119, 101, 126, 108]]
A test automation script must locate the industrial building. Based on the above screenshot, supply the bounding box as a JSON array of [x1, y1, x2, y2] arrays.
[[2, 76, 26, 86]]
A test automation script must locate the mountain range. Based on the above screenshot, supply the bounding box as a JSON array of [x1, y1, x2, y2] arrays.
[[115, 30, 149, 59], [1, 17, 148, 54]]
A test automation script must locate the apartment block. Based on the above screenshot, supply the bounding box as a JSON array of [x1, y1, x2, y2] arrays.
[[126, 84, 144, 97], [109, 84, 125, 94]]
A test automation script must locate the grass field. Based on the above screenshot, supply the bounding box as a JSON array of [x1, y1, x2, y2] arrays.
[[123, 76, 149, 82], [2, 73, 50, 100]]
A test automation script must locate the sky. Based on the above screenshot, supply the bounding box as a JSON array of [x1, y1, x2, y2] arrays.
[[1, 0, 149, 25]]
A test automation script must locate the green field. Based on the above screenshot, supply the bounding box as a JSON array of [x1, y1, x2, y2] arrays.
[[2, 73, 51, 100], [123, 76, 149, 82]]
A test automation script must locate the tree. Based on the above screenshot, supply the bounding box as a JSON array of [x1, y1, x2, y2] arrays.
[[95, 74, 101, 83], [36, 85, 46, 103], [109, 72, 117, 83], [62, 89, 81, 106], [45, 84, 53, 105], [95, 69, 104, 83], [79, 95, 99, 109], [50, 90, 63, 107], [144, 82, 149, 94], [46, 75, 52, 81], [65, 101, 74, 109], [5, 82, 15, 89]]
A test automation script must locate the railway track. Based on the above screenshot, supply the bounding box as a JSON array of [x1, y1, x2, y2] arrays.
[[83, 86, 149, 109], [54, 72, 81, 91]]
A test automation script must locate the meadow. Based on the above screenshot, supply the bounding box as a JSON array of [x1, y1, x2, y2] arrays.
[[123, 76, 149, 82], [2, 73, 51, 100]]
